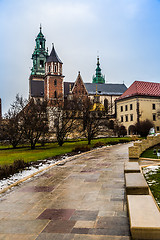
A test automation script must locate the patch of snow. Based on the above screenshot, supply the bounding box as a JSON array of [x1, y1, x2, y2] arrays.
[[0, 156, 69, 191]]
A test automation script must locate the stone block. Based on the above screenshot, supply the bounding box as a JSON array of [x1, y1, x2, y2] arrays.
[[129, 146, 140, 159], [125, 173, 149, 195], [124, 162, 140, 173], [127, 195, 160, 239], [134, 142, 142, 154]]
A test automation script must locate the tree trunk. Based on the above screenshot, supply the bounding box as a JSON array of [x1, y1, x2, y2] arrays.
[[88, 138, 91, 145], [31, 143, 35, 149]]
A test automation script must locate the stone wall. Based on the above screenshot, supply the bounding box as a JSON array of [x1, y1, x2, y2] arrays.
[[129, 135, 160, 159]]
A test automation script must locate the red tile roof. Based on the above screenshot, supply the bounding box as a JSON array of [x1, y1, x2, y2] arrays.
[[118, 81, 160, 100]]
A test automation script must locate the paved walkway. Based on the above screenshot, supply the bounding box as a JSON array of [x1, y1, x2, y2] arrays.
[[0, 143, 132, 240]]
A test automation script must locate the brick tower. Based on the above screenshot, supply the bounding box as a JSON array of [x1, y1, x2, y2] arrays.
[[44, 44, 64, 102]]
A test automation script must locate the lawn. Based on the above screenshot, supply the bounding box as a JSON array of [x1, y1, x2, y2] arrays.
[[0, 137, 132, 166], [143, 166, 160, 207], [140, 144, 160, 159]]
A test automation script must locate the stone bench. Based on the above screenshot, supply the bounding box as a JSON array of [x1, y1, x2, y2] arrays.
[[124, 162, 140, 173], [125, 173, 149, 195], [127, 195, 160, 239]]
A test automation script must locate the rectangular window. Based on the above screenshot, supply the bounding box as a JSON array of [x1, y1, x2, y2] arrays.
[[121, 116, 123, 122], [121, 106, 123, 112], [40, 60, 44, 68], [153, 114, 156, 121], [130, 104, 133, 110], [152, 103, 156, 110], [157, 126, 159, 131], [125, 115, 128, 122], [130, 114, 133, 121], [125, 105, 128, 111]]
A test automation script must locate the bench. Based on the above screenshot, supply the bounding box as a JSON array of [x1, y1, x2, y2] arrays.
[[125, 173, 149, 195], [127, 195, 160, 239], [124, 162, 140, 173]]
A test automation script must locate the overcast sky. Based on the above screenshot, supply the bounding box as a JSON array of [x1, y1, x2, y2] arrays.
[[1, 0, 160, 114]]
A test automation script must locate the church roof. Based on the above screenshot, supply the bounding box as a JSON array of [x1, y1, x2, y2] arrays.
[[46, 44, 63, 63], [64, 82, 127, 96], [84, 83, 127, 95], [118, 81, 160, 100]]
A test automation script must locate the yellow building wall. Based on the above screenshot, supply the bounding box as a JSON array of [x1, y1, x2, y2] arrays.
[[116, 96, 160, 134], [89, 95, 118, 114]]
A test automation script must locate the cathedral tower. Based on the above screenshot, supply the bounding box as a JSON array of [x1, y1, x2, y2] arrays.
[[44, 44, 64, 101], [29, 26, 48, 98], [31, 25, 48, 75], [92, 57, 105, 84]]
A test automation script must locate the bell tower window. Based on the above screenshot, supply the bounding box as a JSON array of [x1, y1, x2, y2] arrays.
[[40, 60, 44, 68], [54, 91, 57, 98], [48, 65, 51, 72], [54, 65, 57, 72], [40, 41, 42, 48]]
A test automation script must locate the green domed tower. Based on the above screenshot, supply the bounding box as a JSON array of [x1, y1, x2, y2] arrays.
[[92, 57, 105, 84], [29, 26, 48, 98], [31, 25, 48, 75]]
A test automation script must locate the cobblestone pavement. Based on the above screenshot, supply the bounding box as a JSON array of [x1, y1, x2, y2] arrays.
[[0, 143, 132, 240]]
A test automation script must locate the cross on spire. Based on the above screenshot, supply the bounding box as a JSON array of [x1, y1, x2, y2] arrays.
[[40, 23, 42, 32]]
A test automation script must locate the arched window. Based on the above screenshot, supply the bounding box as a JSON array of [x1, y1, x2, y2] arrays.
[[104, 99, 108, 113], [54, 91, 57, 98], [40, 42, 42, 48], [48, 65, 51, 72], [54, 65, 57, 72], [54, 79, 57, 86]]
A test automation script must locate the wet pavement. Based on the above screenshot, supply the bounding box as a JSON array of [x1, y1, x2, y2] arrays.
[[0, 143, 132, 240]]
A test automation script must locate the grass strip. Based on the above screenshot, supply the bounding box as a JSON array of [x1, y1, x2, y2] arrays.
[[141, 144, 160, 159], [0, 137, 132, 166]]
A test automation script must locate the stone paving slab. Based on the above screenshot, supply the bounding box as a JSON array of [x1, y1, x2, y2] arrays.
[[0, 143, 132, 239]]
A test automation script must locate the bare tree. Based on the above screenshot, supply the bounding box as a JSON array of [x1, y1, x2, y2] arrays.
[[49, 98, 79, 146], [81, 97, 106, 144], [22, 98, 49, 149], [0, 94, 26, 148], [0, 95, 49, 149]]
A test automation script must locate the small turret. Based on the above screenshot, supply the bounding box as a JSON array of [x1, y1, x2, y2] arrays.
[[92, 56, 105, 84]]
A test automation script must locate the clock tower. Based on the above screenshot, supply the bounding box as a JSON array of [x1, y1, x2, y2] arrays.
[[29, 26, 48, 98]]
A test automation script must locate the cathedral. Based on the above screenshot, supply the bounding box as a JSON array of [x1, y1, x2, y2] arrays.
[[29, 27, 127, 115]]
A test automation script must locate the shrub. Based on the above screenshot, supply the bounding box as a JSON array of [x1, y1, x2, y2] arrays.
[[108, 141, 119, 145], [93, 142, 105, 148], [0, 160, 30, 180], [119, 139, 130, 143], [135, 119, 154, 137], [72, 146, 91, 153]]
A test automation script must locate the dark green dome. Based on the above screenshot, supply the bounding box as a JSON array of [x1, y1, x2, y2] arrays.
[[37, 25, 45, 39], [92, 57, 105, 84]]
